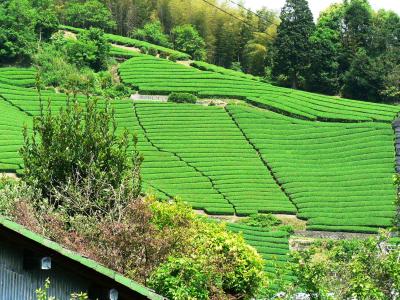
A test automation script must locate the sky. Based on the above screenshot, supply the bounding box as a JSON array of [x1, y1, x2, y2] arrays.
[[243, 0, 400, 19]]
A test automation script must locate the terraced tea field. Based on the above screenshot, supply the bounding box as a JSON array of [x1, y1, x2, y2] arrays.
[[0, 44, 399, 279], [227, 104, 396, 233], [228, 223, 293, 282], [119, 53, 399, 122], [134, 102, 295, 215], [0, 67, 36, 87]]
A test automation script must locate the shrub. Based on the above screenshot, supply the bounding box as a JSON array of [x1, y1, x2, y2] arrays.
[[148, 47, 158, 56], [239, 213, 282, 228], [159, 51, 168, 59], [171, 24, 205, 60], [66, 28, 111, 72], [149, 217, 266, 299], [288, 234, 400, 299], [148, 257, 210, 300], [131, 21, 172, 48], [140, 46, 149, 54], [21, 97, 142, 205], [168, 92, 197, 104], [168, 53, 181, 62]]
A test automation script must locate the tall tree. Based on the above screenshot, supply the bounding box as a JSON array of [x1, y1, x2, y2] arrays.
[[0, 0, 36, 63], [305, 4, 343, 95], [63, 0, 116, 31], [131, 21, 171, 47], [342, 0, 373, 54], [171, 24, 206, 60], [271, 0, 315, 89]]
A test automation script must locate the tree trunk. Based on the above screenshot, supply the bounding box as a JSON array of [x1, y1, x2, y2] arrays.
[[292, 73, 298, 89]]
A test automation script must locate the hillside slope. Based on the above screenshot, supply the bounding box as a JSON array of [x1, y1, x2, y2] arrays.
[[119, 53, 399, 122]]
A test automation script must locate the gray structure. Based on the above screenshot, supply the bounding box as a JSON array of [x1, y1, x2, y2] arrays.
[[0, 217, 165, 300]]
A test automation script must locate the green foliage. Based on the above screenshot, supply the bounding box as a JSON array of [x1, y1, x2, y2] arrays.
[[148, 257, 210, 300], [66, 28, 111, 72], [167, 92, 197, 103], [149, 217, 266, 299], [342, 0, 373, 53], [288, 234, 400, 299], [34, 42, 93, 92], [21, 97, 142, 204], [0, 178, 31, 216], [306, 25, 341, 95], [132, 21, 171, 48], [341, 47, 385, 101], [0, 0, 36, 63], [239, 213, 281, 228], [272, 0, 315, 89], [171, 24, 205, 60], [36, 278, 88, 300], [381, 64, 400, 102], [32, 0, 59, 41], [63, 0, 116, 31]]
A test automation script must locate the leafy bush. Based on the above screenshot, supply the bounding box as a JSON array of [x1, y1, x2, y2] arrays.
[[21, 98, 142, 205], [149, 217, 266, 299], [131, 21, 172, 48], [287, 234, 400, 299], [66, 28, 111, 72], [239, 213, 282, 228], [167, 92, 197, 103], [36, 278, 88, 300], [148, 47, 158, 56], [148, 257, 210, 300], [0, 0, 36, 63]]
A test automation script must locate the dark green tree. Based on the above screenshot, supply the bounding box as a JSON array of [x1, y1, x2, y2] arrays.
[[271, 0, 315, 88], [237, 11, 254, 66], [64, 0, 117, 31], [131, 21, 171, 48], [171, 24, 206, 60], [341, 48, 385, 101], [66, 28, 111, 72], [32, 0, 59, 41], [305, 6, 343, 95], [0, 0, 36, 63], [342, 0, 373, 54]]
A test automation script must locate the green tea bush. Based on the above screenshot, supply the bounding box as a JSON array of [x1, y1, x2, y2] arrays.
[[148, 47, 158, 56], [239, 213, 282, 228], [167, 92, 197, 103]]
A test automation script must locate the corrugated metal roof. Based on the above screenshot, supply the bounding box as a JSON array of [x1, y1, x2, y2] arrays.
[[0, 216, 165, 300]]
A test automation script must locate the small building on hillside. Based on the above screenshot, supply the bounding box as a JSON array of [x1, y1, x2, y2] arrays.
[[0, 217, 165, 300]]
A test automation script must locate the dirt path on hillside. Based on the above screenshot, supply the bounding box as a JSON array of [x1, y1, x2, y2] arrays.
[[176, 60, 194, 67], [0, 173, 18, 180], [111, 44, 141, 53]]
